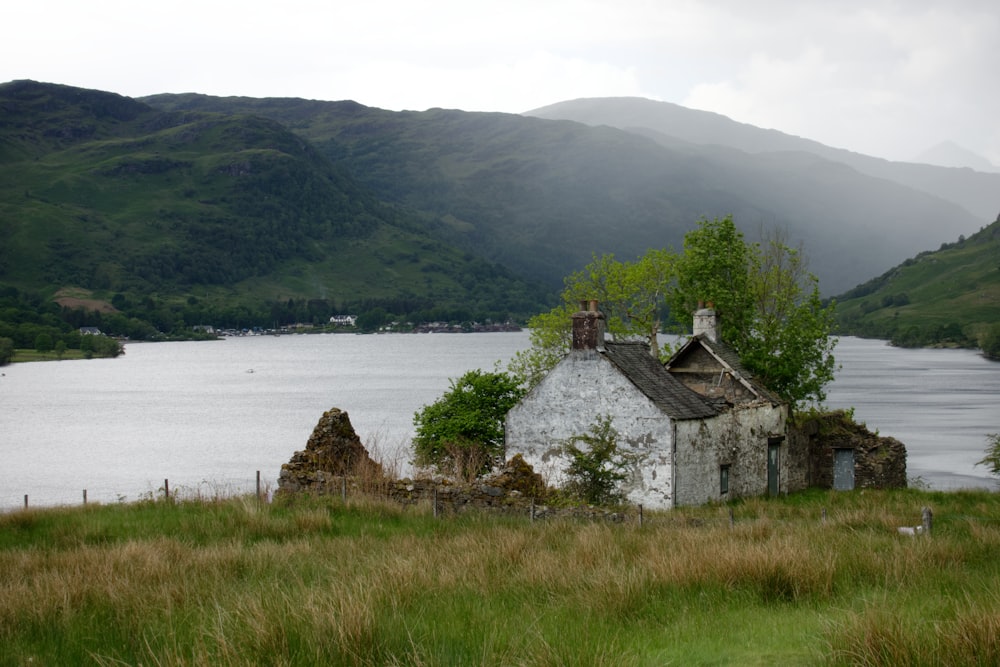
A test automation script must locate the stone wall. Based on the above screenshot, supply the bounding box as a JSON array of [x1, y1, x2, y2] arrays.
[[277, 408, 382, 494], [789, 410, 908, 489]]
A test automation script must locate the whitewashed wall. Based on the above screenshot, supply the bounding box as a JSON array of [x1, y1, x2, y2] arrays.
[[505, 350, 677, 508], [673, 402, 789, 506]]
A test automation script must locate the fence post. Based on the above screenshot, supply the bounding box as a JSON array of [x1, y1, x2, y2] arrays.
[[83, 489, 87, 505], [433, 488, 438, 518], [24, 494, 28, 509], [256, 470, 261, 501], [922, 506, 933, 535], [638, 504, 643, 528], [164, 478, 170, 502], [822, 507, 827, 524]]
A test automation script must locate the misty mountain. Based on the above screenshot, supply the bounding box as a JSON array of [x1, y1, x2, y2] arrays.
[[525, 97, 1000, 223], [146, 92, 988, 295], [911, 141, 1000, 173]]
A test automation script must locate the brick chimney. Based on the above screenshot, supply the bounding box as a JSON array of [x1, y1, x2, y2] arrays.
[[571, 299, 605, 352], [693, 301, 718, 342]]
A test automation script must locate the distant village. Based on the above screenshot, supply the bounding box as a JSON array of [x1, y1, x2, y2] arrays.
[[185, 316, 522, 338]]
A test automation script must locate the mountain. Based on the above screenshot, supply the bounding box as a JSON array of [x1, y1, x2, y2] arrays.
[[525, 97, 1000, 223], [911, 141, 1000, 173], [143, 92, 986, 296], [0, 80, 549, 333], [834, 214, 1000, 350], [3, 81, 996, 344]]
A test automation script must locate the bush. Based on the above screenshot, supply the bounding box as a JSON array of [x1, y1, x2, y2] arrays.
[[979, 323, 1000, 360], [561, 415, 635, 505], [412, 369, 525, 475], [976, 433, 1000, 477]]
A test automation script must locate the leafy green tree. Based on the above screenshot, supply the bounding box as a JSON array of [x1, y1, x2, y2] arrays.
[[561, 415, 634, 505], [670, 218, 837, 405], [671, 216, 753, 343], [54, 340, 67, 359], [510, 215, 837, 406], [509, 250, 676, 386], [412, 369, 525, 475], [355, 308, 389, 332], [563, 249, 676, 355], [34, 333, 53, 353]]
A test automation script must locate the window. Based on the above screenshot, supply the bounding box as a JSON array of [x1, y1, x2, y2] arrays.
[[720, 464, 730, 495]]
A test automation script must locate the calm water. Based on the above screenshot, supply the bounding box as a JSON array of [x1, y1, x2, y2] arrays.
[[1, 334, 997, 509]]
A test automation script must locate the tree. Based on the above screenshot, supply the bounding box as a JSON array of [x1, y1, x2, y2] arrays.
[[671, 215, 753, 344], [562, 249, 676, 356], [34, 332, 53, 353], [670, 218, 837, 405], [509, 250, 676, 387], [412, 369, 526, 476], [510, 215, 837, 406], [561, 415, 634, 505]]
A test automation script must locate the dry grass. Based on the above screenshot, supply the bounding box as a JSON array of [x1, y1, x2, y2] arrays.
[[2, 489, 1000, 665]]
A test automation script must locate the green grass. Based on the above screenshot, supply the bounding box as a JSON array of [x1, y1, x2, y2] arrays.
[[3, 488, 1000, 665]]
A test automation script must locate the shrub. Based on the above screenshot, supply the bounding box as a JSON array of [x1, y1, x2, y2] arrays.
[[561, 415, 635, 505], [976, 433, 1000, 477], [412, 369, 525, 475]]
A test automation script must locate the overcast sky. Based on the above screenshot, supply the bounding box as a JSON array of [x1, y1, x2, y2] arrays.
[[5, 1, 998, 165]]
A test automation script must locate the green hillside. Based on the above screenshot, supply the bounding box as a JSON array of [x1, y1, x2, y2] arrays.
[[141, 92, 985, 296], [834, 215, 1000, 355], [0, 81, 550, 346], [3, 80, 997, 351]]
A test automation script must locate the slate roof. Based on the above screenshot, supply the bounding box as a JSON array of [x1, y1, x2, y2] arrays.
[[602, 342, 718, 420], [667, 334, 782, 405]]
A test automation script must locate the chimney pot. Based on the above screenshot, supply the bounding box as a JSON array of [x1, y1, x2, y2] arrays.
[[572, 300, 605, 351]]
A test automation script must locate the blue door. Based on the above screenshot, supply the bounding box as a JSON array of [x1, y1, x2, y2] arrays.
[[833, 449, 855, 491], [768, 444, 780, 496]]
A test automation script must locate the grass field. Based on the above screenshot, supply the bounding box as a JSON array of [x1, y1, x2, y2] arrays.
[[2, 488, 999, 666]]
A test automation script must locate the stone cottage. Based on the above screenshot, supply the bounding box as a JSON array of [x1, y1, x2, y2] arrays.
[[505, 301, 790, 509]]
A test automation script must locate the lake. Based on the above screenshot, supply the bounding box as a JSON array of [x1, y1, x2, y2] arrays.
[[1, 333, 997, 510]]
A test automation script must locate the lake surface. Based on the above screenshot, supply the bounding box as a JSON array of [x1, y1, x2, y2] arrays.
[[1, 333, 997, 510]]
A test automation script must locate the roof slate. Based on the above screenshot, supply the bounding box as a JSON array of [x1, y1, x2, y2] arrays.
[[602, 342, 718, 420]]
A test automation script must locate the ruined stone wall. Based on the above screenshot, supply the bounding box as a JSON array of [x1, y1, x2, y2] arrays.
[[788, 411, 908, 489]]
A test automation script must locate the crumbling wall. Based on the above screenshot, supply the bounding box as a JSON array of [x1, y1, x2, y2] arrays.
[[789, 410, 908, 489], [277, 408, 382, 494]]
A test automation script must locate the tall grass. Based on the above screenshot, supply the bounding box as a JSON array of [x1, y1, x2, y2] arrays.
[[2, 489, 999, 665]]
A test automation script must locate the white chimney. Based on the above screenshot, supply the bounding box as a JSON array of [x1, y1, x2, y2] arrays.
[[693, 302, 718, 342]]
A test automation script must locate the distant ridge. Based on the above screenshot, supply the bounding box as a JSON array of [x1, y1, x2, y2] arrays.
[[911, 140, 999, 173], [525, 97, 1000, 222]]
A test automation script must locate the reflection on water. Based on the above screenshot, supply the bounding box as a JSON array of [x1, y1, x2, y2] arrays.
[[0, 333, 997, 509]]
